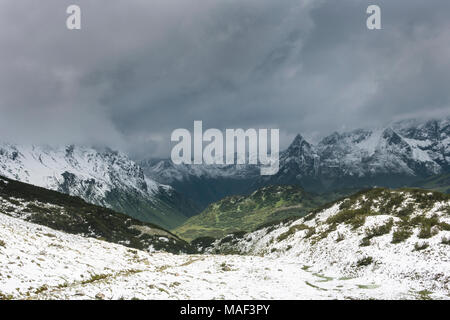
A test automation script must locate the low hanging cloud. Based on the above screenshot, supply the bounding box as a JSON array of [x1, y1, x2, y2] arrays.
[[0, 0, 449, 158]]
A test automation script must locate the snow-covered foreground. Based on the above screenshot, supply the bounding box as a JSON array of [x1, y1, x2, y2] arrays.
[[0, 212, 446, 300], [206, 191, 450, 300]]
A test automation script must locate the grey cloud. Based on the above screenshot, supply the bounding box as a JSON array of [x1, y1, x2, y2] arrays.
[[0, 0, 449, 158]]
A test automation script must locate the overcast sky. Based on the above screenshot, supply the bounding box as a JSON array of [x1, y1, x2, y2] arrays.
[[0, 0, 449, 159]]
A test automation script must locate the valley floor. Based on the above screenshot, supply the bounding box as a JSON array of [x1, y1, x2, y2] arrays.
[[1, 213, 447, 300]]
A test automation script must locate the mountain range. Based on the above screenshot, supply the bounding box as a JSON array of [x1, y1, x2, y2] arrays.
[[0, 117, 448, 235], [144, 117, 450, 209], [0, 144, 199, 229], [264, 118, 449, 190]]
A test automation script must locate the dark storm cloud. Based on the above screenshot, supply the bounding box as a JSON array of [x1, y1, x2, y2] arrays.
[[0, 0, 449, 158]]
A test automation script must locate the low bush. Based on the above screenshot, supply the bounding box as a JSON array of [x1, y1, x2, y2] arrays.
[[392, 228, 412, 243], [365, 219, 394, 239], [357, 256, 373, 267], [277, 224, 309, 242], [359, 237, 371, 247], [414, 242, 429, 251]]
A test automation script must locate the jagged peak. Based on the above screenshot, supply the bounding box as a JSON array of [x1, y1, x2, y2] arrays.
[[289, 134, 312, 149]]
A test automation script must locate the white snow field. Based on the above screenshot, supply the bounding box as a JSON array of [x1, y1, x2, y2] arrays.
[[0, 207, 448, 300]]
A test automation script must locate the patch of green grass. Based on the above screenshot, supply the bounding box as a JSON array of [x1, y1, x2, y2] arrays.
[[220, 262, 232, 272], [81, 273, 109, 285], [57, 282, 70, 289], [396, 203, 416, 217], [0, 292, 14, 300], [314, 224, 337, 242], [357, 284, 380, 289], [301, 265, 311, 271], [365, 219, 394, 239], [349, 215, 367, 229], [34, 285, 48, 294], [441, 236, 450, 245], [416, 290, 433, 300], [356, 256, 374, 267], [312, 273, 334, 282], [304, 227, 316, 239], [392, 228, 413, 243], [440, 222, 450, 231], [326, 209, 361, 225], [414, 242, 429, 251], [305, 281, 327, 291], [335, 232, 345, 242], [277, 224, 309, 242], [359, 237, 371, 247]]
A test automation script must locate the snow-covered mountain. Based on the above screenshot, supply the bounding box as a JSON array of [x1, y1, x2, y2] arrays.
[[0, 144, 198, 229], [144, 117, 450, 207], [266, 117, 450, 190]]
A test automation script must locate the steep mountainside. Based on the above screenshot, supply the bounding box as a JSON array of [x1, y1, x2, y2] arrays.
[[0, 176, 193, 253], [145, 118, 450, 207], [173, 185, 350, 240], [0, 144, 199, 229], [202, 188, 450, 298]]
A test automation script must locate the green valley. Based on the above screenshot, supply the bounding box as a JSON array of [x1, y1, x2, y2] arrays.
[[173, 185, 351, 241]]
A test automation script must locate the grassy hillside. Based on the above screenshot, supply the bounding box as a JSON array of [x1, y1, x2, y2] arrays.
[[173, 185, 350, 241], [0, 176, 193, 253], [201, 188, 450, 298]]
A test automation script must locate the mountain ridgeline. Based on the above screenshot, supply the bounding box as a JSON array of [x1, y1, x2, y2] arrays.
[[262, 119, 450, 191], [0, 175, 193, 253], [144, 118, 450, 210]]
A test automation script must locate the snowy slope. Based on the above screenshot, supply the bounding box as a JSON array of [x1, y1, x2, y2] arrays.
[[206, 188, 450, 299], [0, 176, 192, 254], [1, 210, 447, 300], [0, 144, 197, 228]]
